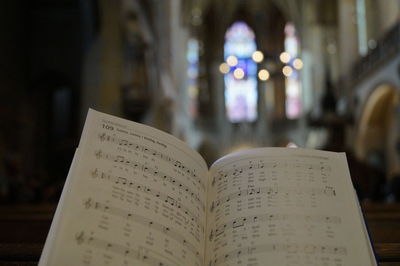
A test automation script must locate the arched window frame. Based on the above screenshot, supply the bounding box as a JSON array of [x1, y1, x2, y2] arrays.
[[223, 21, 258, 123]]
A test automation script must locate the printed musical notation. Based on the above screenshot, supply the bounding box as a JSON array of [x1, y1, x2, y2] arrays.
[[208, 213, 341, 241], [209, 185, 336, 212], [211, 160, 332, 187], [89, 169, 203, 227], [83, 198, 202, 263], [98, 133, 204, 189], [90, 168, 205, 212], [204, 152, 352, 266], [94, 149, 204, 198], [209, 243, 347, 266], [75, 232, 175, 266]]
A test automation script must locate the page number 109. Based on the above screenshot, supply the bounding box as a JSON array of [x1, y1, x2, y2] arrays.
[[102, 124, 114, 131]]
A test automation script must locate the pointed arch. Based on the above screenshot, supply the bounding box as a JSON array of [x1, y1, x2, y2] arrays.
[[355, 84, 399, 160]]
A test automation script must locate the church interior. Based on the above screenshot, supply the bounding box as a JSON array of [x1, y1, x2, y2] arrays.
[[0, 0, 400, 264]]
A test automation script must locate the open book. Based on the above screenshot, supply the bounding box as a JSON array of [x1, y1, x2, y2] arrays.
[[39, 109, 377, 266]]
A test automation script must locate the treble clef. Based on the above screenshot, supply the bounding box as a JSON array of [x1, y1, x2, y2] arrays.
[[75, 231, 85, 244], [99, 133, 106, 141], [84, 198, 92, 209], [91, 168, 98, 178], [95, 150, 102, 159]]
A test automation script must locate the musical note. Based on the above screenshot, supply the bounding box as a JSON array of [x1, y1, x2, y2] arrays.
[[118, 139, 128, 146], [211, 243, 347, 265], [232, 218, 245, 229], [114, 155, 125, 163], [115, 176, 127, 185], [89, 170, 203, 226], [174, 160, 182, 168], [93, 150, 205, 191], [247, 187, 261, 195], [211, 185, 336, 210], [95, 134, 201, 185], [76, 234, 175, 266], [210, 213, 341, 241], [84, 199, 202, 261], [212, 160, 332, 184], [323, 186, 336, 196], [215, 225, 225, 237], [89, 164, 204, 210], [165, 196, 176, 206]]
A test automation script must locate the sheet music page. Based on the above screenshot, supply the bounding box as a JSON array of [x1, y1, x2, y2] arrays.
[[39, 149, 80, 265], [205, 147, 375, 266], [42, 109, 208, 266]]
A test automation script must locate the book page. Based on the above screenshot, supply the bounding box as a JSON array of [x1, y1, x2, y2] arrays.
[[39, 148, 80, 265], [41, 109, 208, 266], [205, 147, 376, 266]]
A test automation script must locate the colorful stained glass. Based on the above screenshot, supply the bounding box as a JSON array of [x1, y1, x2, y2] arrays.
[[224, 21, 258, 122]]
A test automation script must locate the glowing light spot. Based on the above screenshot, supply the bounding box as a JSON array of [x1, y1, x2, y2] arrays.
[[258, 69, 270, 81], [279, 52, 291, 63], [233, 68, 245, 79], [251, 50, 264, 63], [282, 65, 293, 77], [219, 62, 230, 74], [226, 55, 238, 66], [293, 58, 303, 70]]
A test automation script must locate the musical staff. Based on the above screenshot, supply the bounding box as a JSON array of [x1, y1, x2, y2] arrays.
[[202, 148, 370, 266], [75, 232, 176, 266], [92, 151, 204, 205], [209, 213, 341, 241], [209, 185, 336, 212], [98, 133, 204, 189], [83, 198, 202, 263], [89, 170, 204, 229], [210, 243, 347, 265], [41, 110, 213, 266], [212, 160, 331, 186]]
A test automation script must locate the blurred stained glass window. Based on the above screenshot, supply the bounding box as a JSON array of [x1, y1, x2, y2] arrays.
[[224, 21, 258, 123]]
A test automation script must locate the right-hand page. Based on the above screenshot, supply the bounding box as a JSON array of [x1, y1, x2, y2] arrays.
[[205, 147, 376, 266]]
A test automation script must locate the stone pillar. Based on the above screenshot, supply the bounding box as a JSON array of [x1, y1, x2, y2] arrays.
[[98, 0, 123, 115]]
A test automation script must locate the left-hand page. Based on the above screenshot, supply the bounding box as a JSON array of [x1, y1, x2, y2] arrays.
[[39, 109, 209, 266]]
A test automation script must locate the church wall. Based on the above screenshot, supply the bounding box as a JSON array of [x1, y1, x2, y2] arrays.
[[2, 0, 399, 202], [353, 54, 400, 121]]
